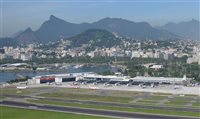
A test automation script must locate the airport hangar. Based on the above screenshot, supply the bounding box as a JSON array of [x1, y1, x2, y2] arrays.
[[30, 73, 191, 85]]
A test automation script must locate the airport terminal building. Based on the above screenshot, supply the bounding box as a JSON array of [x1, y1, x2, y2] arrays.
[[30, 72, 191, 85]]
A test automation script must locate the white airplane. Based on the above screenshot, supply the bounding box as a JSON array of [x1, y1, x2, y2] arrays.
[[16, 86, 27, 90], [151, 83, 155, 88], [104, 83, 112, 87], [72, 82, 79, 85], [139, 83, 146, 88]]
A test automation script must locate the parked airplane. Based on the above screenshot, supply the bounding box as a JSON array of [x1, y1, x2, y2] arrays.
[[139, 83, 146, 88], [16, 86, 27, 90], [72, 82, 79, 85], [151, 83, 155, 88]]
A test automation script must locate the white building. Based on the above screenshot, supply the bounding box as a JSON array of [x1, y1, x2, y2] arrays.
[[131, 75, 190, 84], [187, 57, 198, 64], [149, 65, 163, 70], [131, 51, 141, 58], [0, 53, 5, 59]]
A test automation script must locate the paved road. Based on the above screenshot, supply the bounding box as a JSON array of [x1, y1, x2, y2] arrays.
[[2, 94, 200, 113], [1, 101, 198, 119]]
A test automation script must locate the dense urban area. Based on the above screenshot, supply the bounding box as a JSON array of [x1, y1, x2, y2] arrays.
[[1, 38, 200, 82]]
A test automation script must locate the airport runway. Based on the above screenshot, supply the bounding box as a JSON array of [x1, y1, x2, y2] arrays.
[[1, 100, 198, 119], [2, 94, 200, 113]]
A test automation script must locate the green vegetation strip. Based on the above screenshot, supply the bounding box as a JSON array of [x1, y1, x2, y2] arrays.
[[1, 88, 31, 95], [0, 106, 114, 119], [145, 96, 167, 100], [165, 101, 189, 106], [136, 100, 158, 104], [39, 92, 200, 108], [40, 93, 133, 103], [164, 97, 193, 106], [192, 102, 200, 107], [55, 88, 139, 97], [152, 92, 172, 96], [1, 87, 51, 95], [27, 99, 200, 117], [170, 97, 193, 101], [0, 96, 5, 100]]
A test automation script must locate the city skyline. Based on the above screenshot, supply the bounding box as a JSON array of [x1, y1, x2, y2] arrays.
[[0, 0, 199, 37]]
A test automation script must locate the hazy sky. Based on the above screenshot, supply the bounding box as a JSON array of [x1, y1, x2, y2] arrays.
[[0, 0, 199, 37]]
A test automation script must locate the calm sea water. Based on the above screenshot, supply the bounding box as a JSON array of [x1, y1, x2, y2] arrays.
[[0, 65, 117, 82]]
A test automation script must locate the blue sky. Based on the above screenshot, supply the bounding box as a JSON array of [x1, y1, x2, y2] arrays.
[[0, 0, 199, 37]]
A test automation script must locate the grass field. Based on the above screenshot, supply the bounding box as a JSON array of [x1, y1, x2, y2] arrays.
[[144, 95, 168, 100], [27, 99, 200, 117], [136, 95, 168, 104], [1, 87, 200, 110], [136, 100, 158, 104], [0, 106, 114, 119], [54, 88, 139, 97], [0, 96, 5, 100], [152, 92, 172, 96], [39, 91, 200, 107], [40, 92, 133, 103], [0, 87, 51, 95], [164, 96, 193, 106], [192, 102, 200, 107], [1, 88, 32, 95]]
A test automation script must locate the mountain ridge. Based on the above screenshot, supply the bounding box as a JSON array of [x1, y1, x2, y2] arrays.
[[68, 29, 121, 48], [15, 15, 180, 43], [16, 27, 38, 44], [158, 19, 200, 41], [4, 15, 199, 45]]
